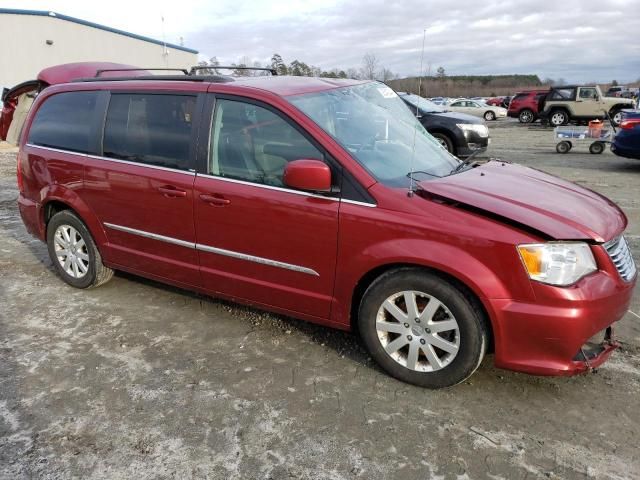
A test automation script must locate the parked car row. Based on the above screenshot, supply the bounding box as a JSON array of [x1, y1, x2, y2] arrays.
[[421, 86, 639, 127], [606, 85, 639, 99]]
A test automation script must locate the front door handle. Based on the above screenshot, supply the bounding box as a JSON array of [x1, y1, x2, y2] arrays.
[[200, 193, 231, 206], [158, 186, 187, 198]]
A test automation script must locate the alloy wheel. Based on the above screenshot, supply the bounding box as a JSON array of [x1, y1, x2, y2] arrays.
[[551, 112, 566, 126], [375, 291, 460, 372], [435, 137, 449, 151], [612, 111, 623, 126], [53, 224, 89, 279], [519, 110, 533, 123]]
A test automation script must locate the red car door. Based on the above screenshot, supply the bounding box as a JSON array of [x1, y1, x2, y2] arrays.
[[193, 96, 339, 320], [82, 91, 202, 286]]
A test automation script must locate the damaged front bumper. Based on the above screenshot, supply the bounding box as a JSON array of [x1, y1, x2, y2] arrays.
[[570, 326, 619, 373]]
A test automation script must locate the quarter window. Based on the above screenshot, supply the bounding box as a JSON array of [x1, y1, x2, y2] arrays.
[[209, 99, 325, 187], [28, 91, 99, 153], [103, 94, 196, 171], [550, 88, 576, 100]]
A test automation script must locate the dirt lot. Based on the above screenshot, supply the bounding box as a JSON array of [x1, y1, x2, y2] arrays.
[[1, 120, 640, 480]]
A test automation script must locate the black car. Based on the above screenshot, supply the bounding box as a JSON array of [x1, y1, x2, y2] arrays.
[[399, 93, 489, 157]]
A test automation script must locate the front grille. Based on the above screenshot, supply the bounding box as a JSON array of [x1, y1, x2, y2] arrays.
[[604, 236, 637, 282]]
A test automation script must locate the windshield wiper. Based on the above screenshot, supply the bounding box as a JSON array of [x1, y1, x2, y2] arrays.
[[449, 148, 483, 175], [407, 170, 443, 181]]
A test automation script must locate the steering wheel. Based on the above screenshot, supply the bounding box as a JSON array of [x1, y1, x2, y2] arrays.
[[355, 134, 379, 154]]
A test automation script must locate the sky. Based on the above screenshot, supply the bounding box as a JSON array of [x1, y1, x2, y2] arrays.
[[4, 0, 640, 83]]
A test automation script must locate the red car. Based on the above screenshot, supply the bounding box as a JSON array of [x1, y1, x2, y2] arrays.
[[16, 64, 637, 388], [508, 89, 550, 123]]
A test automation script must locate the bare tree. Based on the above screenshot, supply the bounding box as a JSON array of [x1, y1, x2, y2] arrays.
[[361, 53, 379, 80], [346, 68, 361, 80], [380, 68, 396, 83]]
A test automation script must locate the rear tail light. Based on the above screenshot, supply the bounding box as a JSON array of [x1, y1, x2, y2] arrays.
[[619, 118, 640, 130], [16, 150, 24, 192]]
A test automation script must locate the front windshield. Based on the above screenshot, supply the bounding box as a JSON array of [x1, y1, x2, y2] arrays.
[[288, 82, 458, 187], [401, 94, 446, 113]]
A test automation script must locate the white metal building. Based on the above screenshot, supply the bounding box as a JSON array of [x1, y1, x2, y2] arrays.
[[0, 8, 198, 87]]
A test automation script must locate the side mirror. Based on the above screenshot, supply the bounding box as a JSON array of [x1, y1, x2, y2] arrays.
[[283, 159, 331, 192]]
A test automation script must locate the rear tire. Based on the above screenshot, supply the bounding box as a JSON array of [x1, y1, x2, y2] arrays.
[[484, 111, 496, 121], [47, 210, 114, 289], [550, 109, 569, 126], [431, 132, 455, 154], [589, 141, 605, 154], [358, 268, 488, 389], [518, 109, 534, 123]]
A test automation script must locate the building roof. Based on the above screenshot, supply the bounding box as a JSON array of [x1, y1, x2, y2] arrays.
[[0, 8, 198, 54]]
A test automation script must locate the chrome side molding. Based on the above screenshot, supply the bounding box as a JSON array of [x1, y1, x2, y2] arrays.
[[103, 222, 319, 276]]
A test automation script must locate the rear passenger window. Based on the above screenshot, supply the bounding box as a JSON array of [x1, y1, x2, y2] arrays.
[[103, 94, 196, 171], [28, 91, 99, 153]]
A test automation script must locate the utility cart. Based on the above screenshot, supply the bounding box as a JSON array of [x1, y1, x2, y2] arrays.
[[554, 121, 614, 154]]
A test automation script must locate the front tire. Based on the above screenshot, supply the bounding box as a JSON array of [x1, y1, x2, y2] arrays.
[[358, 268, 488, 389], [431, 132, 454, 154], [484, 111, 496, 121], [47, 210, 114, 289], [518, 109, 534, 123], [610, 109, 623, 126]]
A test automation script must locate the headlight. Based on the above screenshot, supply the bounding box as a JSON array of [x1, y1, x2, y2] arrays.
[[517, 243, 597, 286], [456, 123, 489, 138]]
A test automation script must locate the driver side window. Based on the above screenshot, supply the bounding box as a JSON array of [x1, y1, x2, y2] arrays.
[[579, 88, 597, 100], [209, 99, 325, 187]]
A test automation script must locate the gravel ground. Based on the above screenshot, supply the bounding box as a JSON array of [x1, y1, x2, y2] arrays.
[[1, 120, 639, 480]]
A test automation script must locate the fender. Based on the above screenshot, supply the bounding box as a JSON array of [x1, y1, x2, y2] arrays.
[[331, 237, 535, 332], [610, 103, 635, 112], [543, 103, 571, 115], [39, 184, 109, 257]]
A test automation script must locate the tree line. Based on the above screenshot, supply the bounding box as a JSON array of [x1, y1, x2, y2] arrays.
[[196, 52, 399, 81], [387, 72, 547, 98], [196, 55, 636, 98]]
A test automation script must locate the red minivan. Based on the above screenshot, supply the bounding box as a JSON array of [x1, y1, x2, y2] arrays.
[[16, 66, 637, 388]]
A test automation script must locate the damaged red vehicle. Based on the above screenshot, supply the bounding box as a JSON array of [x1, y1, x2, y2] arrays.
[[15, 64, 637, 388]]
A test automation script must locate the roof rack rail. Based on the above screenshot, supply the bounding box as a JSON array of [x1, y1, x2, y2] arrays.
[[189, 65, 277, 76], [74, 74, 235, 84], [95, 68, 189, 77]]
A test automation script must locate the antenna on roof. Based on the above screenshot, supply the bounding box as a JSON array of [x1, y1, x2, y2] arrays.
[[161, 15, 168, 66], [407, 28, 427, 198]]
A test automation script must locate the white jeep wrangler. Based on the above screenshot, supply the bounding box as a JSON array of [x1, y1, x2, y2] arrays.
[[540, 85, 634, 127]]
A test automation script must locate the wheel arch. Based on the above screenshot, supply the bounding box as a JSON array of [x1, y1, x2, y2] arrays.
[[40, 188, 109, 255], [610, 103, 633, 112], [427, 128, 456, 154], [349, 262, 495, 352]]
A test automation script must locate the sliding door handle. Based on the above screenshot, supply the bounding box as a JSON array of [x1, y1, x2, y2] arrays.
[[158, 186, 187, 198]]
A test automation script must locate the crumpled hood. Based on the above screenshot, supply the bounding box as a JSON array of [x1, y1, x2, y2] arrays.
[[417, 161, 626, 242]]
